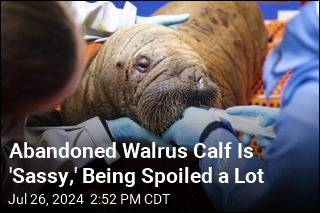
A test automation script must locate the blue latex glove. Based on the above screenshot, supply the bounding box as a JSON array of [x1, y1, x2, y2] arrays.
[[226, 105, 279, 147], [106, 117, 172, 148], [79, 1, 190, 42], [162, 107, 227, 151], [136, 14, 190, 26]]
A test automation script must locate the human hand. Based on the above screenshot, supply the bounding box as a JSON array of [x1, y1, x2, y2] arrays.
[[162, 107, 226, 151], [79, 1, 190, 42], [106, 117, 172, 148], [226, 105, 279, 147]]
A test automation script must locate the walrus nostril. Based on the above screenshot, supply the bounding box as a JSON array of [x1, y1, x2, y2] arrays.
[[196, 76, 204, 89], [197, 77, 204, 89], [194, 70, 204, 83]]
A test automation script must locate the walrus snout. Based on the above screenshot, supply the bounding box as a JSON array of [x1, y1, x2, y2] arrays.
[[135, 65, 221, 135], [172, 66, 221, 107]]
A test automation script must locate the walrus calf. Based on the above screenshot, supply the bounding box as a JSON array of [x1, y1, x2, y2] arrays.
[[61, 1, 267, 135]]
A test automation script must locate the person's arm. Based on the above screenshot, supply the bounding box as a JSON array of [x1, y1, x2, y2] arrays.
[[22, 115, 172, 168], [259, 79, 318, 211], [162, 80, 318, 212], [199, 78, 319, 212], [25, 116, 120, 167], [198, 127, 266, 211], [68, 1, 190, 42], [164, 57, 319, 212], [1, 111, 171, 203], [162, 107, 269, 211], [1, 117, 118, 203], [200, 56, 319, 211]]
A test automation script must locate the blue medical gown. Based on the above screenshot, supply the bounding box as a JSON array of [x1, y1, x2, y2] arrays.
[[199, 2, 319, 211]]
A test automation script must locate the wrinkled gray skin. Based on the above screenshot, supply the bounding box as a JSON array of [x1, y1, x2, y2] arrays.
[[61, 25, 220, 135]]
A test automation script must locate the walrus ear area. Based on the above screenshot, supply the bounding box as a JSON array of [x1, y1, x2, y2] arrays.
[[132, 56, 151, 74]]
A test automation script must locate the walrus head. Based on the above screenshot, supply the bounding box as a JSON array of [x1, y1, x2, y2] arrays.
[[61, 24, 221, 135]]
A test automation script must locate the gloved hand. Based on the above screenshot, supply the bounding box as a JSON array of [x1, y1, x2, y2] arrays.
[[162, 107, 227, 151], [226, 105, 279, 147], [106, 117, 172, 148], [71, 1, 190, 42]]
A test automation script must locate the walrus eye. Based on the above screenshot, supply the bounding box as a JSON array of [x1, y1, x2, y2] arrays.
[[134, 56, 150, 73]]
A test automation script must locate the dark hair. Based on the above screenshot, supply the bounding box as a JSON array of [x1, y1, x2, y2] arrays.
[[1, 1, 79, 118]]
